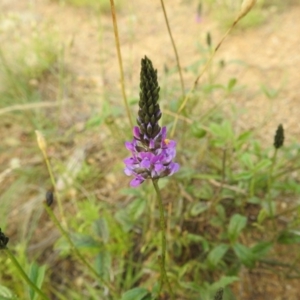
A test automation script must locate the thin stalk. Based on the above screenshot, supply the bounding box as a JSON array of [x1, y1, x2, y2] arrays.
[[273, 205, 300, 219], [152, 179, 174, 300], [267, 148, 278, 229], [109, 0, 133, 128], [0, 48, 25, 98], [160, 0, 185, 97], [170, 20, 240, 138], [207, 149, 227, 221], [284, 253, 300, 277], [249, 172, 255, 198], [38, 140, 66, 229], [57, 44, 65, 125], [4, 247, 49, 300], [43, 204, 119, 297]]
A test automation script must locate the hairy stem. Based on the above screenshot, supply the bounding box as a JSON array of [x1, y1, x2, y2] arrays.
[[152, 179, 174, 299]]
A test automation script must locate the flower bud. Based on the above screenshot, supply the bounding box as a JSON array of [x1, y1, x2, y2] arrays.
[[235, 0, 257, 22], [274, 124, 284, 149]]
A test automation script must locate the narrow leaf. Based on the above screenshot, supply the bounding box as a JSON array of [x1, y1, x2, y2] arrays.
[[228, 214, 247, 243], [121, 287, 151, 300]]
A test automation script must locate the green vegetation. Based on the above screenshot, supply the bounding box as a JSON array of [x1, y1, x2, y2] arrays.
[[0, 0, 299, 299]]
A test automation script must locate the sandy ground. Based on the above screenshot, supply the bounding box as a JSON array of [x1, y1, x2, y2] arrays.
[[1, 0, 300, 299]]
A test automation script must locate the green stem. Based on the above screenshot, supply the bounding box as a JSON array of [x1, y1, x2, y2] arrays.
[[42, 149, 66, 228], [160, 0, 185, 98], [170, 19, 240, 138], [152, 179, 174, 300], [4, 247, 49, 300], [109, 0, 133, 128], [267, 149, 278, 229], [43, 204, 118, 297]]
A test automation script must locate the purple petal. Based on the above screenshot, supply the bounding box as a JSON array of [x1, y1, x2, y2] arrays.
[[161, 127, 167, 140], [125, 141, 134, 151], [139, 152, 154, 160], [140, 158, 151, 168], [124, 167, 133, 176], [149, 138, 155, 149], [130, 176, 145, 187], [133, 127, 140, 139], [167, 140, 176, 147], [124, 157, 137, 165], [154, 163, 165, 173], [168, 163, 180, 175]]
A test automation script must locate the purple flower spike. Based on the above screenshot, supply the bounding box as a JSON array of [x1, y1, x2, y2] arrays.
[[124, 56, 179, 187]]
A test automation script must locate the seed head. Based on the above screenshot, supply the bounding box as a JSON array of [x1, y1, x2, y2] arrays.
[[274, 124, 284, 149], [0, 228, 9, 249], [35, 130, 47, 153], [137, 56, 162, 144], [235, 0, 257, 22], [214, 288, 224, 300]]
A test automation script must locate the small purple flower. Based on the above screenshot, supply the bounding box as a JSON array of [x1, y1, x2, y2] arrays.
[[124, 56, 179, 187], [124, 126, 179, 187]]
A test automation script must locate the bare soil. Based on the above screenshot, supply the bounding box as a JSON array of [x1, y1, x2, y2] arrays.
[[1, 0, 300, 299]]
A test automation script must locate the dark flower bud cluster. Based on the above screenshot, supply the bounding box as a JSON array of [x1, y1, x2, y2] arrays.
[[274, 124, 284, 149], [124, 56, 179, 187], [136, 56, 162, 146], [0, 228, 9, 249]]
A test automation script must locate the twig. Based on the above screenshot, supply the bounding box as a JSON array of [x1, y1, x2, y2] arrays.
[[160, 0, 185, 97], [0, 102, 60, 116], [170, 3, 257, 137], [109, 0, 133, 128]]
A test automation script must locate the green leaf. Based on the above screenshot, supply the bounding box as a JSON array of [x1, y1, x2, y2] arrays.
[[227, 78, 237, 92], [233, 243, 255, 268], [251, 241, 273, 259], [253, 159, 272, 172], [233, 172, 253, 181], [85, 114, 105, 129], [115, 209, 133, 232], [186, 234, 209, 252], [120, 188, 143, 197], [202, 83, 225, 93], [127, 198, 146, 220], [93, 218, 110, 243], [260, 84, 280, 99], [95, 251, 111, 280], [121, 287, 151, 300], [257, 208, 268, 224], [210, 276, 239, 290], [215, 204, 226, 221], [191, 122, 207, 139], [28, 262, 46, 300], [71, 233, 100, 249], [228, 214, 247, 243], [240, 153, 254, 169], [0, 285, 18, 300], [207, 244, 229, 268], [277, 230, 300, 244], [190, 202, 208, 217], [235, 130, 252, 150]]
